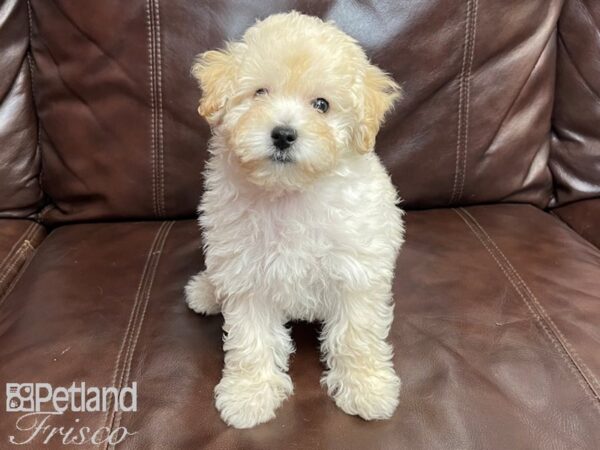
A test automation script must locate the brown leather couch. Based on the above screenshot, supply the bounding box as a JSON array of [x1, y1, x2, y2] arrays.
[[1, 1, 599, 448]]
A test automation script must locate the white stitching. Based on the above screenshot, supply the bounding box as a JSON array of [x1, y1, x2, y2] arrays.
[[0, 246, 30, 290], [461, 208, 600, 395], [451, 0, 478, 204], [455, 208, 600, 412], [0, 223, 35, 275], [451, 1, 471, 204], [456, 0, 478, 202], [102, 222, 167, 434], [154, 0, 166, 218], [0, 228, 43, 308], [107, 221, 174, 445], [0, 224, 37, 289], [146, 0, 159, 218]]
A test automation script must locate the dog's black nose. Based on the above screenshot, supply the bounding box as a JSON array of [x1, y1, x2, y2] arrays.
[[271, 126, 297, 151]]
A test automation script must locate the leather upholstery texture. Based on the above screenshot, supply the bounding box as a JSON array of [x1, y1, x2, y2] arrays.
[[1, 206, 599, 449], [0, 0, 43, 217], [0, 220, 45, 299], [1, 1, 600, 448], [554, 198, 600, 249], [27, 0, 562, 223], [550, 0, 600, 208]]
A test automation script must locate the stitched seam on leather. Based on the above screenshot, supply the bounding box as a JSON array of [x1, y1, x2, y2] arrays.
[[456, 208, 600, 413], [461, 208, 600, 397], [455, 209, 600, 413], [0, 242, 35, 289], [107, 221, 174, 445], [26, 0, 46, 219], [146, 0, 165, 218], [154, 0, 166, 218], [451, 0, 477, 204], [25, 0, 35, 114], [101, 222, 167, 435], [0, 234, 41, 309], [0, 245, 32, 297], [0, 224, 36, 291], [146, 0, 159, 218], [30, 224, 46, 247], [457, 0, 478, 202], [451, 2, 470, 203], [0, 223, 35, 275], [0, 240, 37, 302]]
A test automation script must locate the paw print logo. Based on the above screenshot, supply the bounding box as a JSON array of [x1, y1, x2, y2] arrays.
[[6, 383, 35, 412]]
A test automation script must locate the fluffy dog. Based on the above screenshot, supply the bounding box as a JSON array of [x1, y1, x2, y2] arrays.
[[185, 11, 404, 429]]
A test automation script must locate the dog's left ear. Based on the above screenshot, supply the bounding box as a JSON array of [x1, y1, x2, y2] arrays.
[[191, 44, 242, 124], [352, 65, 401, 154]]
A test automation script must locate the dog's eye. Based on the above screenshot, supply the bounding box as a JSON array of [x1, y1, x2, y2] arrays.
[[255, 88, 268, 96], [311, 98, 329, 113]]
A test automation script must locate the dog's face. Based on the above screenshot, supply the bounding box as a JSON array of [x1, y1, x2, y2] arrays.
[[192, 12, 400, 191]]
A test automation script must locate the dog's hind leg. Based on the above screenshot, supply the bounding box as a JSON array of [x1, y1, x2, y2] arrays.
[[185, 271, 221, 315]]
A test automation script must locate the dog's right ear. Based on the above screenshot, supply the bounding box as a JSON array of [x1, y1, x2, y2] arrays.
[[191, 44, 241, 124]]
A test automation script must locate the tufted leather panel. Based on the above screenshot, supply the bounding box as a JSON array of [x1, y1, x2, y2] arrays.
[[27, 0, 561, 223]]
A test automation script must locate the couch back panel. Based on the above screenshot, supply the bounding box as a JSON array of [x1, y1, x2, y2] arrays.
[[0, 0, 43, 218], [550, 0, 600, 208], [28, 0, 561, 223]]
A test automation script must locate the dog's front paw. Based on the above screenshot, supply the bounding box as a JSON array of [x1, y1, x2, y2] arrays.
[[324, 366, 400, 421], [185, 272, 220, 315], [215, 370, 293, 428]]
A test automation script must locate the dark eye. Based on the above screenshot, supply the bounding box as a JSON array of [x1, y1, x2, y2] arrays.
[[311, 98, 329, 113], [255, 88, 268, 96]]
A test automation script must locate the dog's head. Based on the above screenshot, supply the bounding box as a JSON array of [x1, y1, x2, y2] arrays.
[[192, 11, 400, 191]]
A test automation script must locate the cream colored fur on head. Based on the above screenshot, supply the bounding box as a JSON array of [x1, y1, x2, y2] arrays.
[[186, 11, 404, 429]]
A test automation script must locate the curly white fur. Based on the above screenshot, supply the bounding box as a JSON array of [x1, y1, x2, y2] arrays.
[[185, 11, 404, 429]]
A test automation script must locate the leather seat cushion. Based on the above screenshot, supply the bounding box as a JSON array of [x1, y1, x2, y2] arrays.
[[1, 205, 599, 449]]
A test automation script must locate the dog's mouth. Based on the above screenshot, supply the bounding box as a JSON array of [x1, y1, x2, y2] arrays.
[[270, 149, 294, 164]]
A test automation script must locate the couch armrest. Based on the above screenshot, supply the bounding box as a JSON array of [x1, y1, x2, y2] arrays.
[[553, 199, 600, 249]]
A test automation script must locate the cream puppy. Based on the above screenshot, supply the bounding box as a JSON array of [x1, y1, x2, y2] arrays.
[[185, 11, 404, 429]]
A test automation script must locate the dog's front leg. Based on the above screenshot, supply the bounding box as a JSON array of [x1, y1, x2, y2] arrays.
[[215, 295, 293, 428], [321, 289, 400, 420]]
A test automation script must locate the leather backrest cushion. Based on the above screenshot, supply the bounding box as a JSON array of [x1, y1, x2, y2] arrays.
[[28, 0, 561, 223], [550, 0, 600, 208], [0, 0, 43, 218]]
